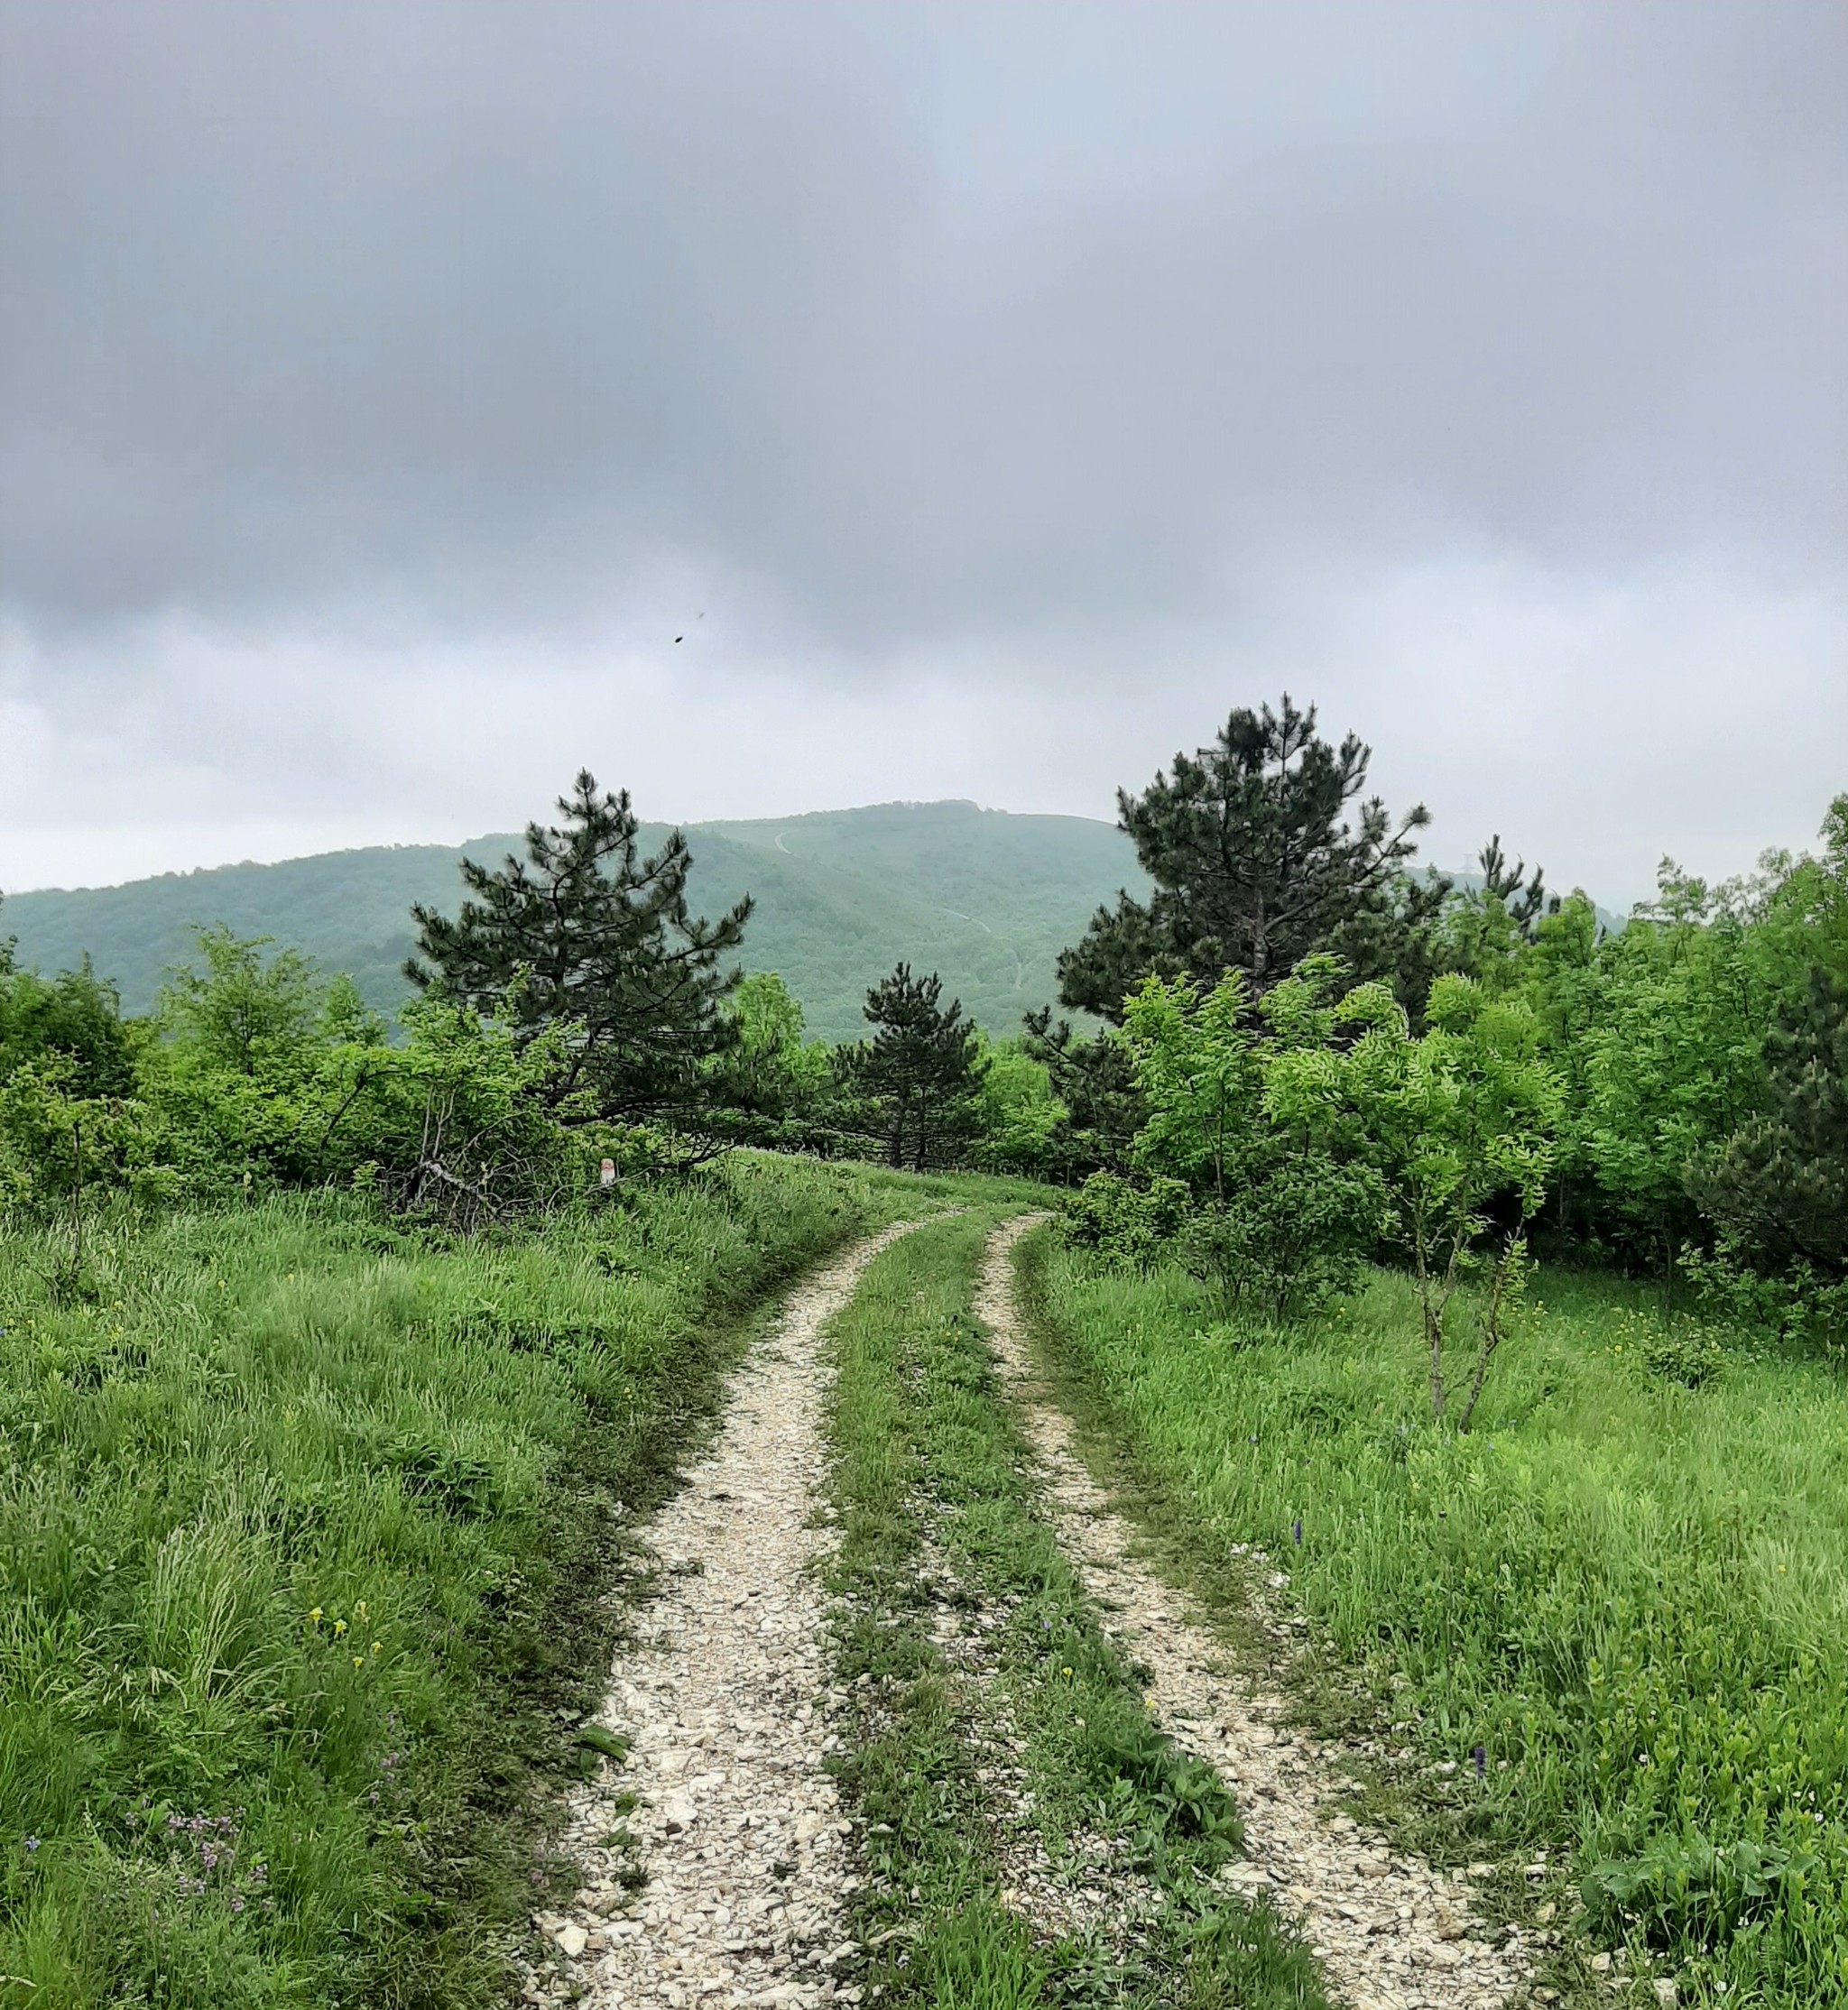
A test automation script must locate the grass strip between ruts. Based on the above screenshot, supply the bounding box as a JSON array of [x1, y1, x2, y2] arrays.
[[821, 1210, 1333, 2009]]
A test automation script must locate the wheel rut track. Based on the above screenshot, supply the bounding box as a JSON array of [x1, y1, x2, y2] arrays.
[[528, 1221, 924, 2010], [975, 1214, 1537, 2010]]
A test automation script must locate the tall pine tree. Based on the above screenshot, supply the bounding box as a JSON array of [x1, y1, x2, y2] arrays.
[[407, 771, 750, 1124], [1058, 695, 1445, 1019], [1693, 967, 1848, 1277]]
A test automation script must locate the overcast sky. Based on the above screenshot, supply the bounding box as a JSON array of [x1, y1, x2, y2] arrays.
[[2, 2, 1843, 906]]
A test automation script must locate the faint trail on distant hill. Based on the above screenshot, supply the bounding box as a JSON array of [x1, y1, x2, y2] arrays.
[[975, 1218, 1536, 2010], [523, 1222, 921, 2010]]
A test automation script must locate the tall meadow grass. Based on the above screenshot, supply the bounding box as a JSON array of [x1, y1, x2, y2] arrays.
[[0, 1156, 901, 2009], [1024, 1240, 1848, 2006]]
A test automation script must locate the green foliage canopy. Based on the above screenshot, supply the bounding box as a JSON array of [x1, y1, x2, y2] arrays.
[[846, 963, 987, 1172], [408, 771, 750, 1126], [1058, 695, 1445, 1019], [0, 937, 135, 1098]]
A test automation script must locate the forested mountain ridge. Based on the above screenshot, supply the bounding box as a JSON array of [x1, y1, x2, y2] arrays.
[[1, 800, 1151, 1042]]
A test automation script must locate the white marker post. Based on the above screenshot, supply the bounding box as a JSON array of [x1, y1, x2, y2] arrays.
[[599, 1158, 616, 1188]]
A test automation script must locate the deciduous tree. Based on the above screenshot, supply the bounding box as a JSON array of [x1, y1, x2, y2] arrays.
[[0, 945, 135, 1097], [1117, 960, 1387, 1318], [1267, 973, 1561, 1425], [712, 971, 832, 1123]]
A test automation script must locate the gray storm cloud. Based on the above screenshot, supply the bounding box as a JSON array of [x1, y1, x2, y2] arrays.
[[0, 2, 1843, 899], [5, 1, 1841, 635]]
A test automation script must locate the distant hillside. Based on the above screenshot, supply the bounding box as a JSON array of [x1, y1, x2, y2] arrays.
[[0, 801, 1147, 1045], [2, 807, 1627, 1041], [1428, 869, 1628, 943]]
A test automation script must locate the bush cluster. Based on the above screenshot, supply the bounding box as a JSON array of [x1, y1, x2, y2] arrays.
[[1049, 792, 1848, 1368], [0, 927, 633, 1254]]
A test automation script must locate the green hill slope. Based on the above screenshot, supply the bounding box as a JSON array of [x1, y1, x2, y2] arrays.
[[0, 801, 1145, 1044]]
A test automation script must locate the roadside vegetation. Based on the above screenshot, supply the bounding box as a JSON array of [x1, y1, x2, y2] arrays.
[[1003, 699, 1848, 2007], [1020, 1235, 1848, 2005], [0, 1157, 939, 2009]]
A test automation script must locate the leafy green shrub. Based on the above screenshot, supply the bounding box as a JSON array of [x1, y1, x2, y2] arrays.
[[1061, 1170, 1189, 1270], [0, 950, 136, 1096], [1680, 1241, 1848, 1357], [1115, 956, 1560, 1414], [966, 1035, 1065, 1177], [706, 971, 834, 1133], [1583, 1832, 1817, 1953], [1175, 1153, 1388, 1321], [0, 1055, 171, 1217], [1624, 1312, 1730, 1388]]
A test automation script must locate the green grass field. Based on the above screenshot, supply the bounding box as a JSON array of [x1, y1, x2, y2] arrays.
[[0, 1157, 988, 2010], [12, 1155, 1843, 2009], [1020, 1234, 1848, 2007]]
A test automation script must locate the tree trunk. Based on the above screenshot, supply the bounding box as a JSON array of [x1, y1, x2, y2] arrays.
[[1416, 1222, 1446, 1424], [1427, 1296, 1446, 1423]]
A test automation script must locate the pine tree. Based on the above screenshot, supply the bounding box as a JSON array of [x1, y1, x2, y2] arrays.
[[1476, 834, 1550, 935], [407, 771, 751, 1124], [1058, 695, 1444, 1019], [849, 963, 985, 1171], [1020, 1006, 1141, 1176], [1444, 835, 1557, 991], [1693, 968, 1848, 1277]]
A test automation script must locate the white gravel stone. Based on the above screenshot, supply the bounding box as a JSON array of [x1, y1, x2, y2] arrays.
[[545, 1222, 925, 2010]]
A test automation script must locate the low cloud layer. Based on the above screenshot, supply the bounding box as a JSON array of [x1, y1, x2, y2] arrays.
[[2, 3, 1843, 905]]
